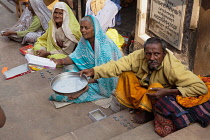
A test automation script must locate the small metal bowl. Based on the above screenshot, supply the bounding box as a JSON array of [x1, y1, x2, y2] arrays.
[[50, 72, 88, 96]]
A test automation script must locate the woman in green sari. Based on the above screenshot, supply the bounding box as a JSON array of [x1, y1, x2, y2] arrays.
[[33, 2, 81, 59]]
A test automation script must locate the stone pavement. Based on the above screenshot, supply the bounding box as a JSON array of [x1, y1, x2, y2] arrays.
[[0, 1, 210, 140], [0, 1, 114, 140]]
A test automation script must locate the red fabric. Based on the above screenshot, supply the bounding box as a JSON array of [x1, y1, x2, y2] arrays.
[[154, 106, 177, 137]]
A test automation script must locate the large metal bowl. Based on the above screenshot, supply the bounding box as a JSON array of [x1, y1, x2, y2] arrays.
[[50, 72, 88, 96]]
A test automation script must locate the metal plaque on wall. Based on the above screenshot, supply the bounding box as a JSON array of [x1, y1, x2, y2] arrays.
[[149, 0, 186, 50]]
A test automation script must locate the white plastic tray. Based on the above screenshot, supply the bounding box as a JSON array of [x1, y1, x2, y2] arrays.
[[88, 108, 106, 121]]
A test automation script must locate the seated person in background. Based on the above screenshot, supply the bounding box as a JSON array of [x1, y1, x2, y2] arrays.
[[85, 0, 121, 32], [7, 0, 59, 9], [2, 0, 51, 44], [122, 27, 135, 55], [33, 2, 81, 60], [0, 106, 6, 128], [80, 37, 208, 124], [7, 0, 59, 11], [49, 15, 122, 103], [111, 0, 121, 25]]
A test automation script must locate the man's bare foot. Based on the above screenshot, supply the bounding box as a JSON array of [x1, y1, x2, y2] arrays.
[[68, 86, 89, 100], [129, 108, 140, 114], [131, 111, 154, 124]]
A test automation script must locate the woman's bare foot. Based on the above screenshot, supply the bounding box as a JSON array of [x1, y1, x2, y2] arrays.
[[68, 86, 89, 100], [131, 111, 154, 124]]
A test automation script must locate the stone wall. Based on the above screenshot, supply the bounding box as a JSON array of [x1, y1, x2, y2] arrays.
[[193, 0, 210, 76], [134, 0, 196, 70]]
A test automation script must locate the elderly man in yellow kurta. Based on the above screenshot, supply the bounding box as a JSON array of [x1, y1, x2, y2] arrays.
[[80, 37, 208, 124]]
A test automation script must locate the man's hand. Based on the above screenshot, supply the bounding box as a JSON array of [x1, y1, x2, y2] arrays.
[[80, 68, 94, 77], [146, 88, 168, 100], [147, 88, 180, 100], [36, 50, 50, 57]]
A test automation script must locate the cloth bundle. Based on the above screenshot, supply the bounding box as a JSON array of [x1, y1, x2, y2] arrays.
[[188, 99, 210, 127], [153, 105, 177, 137], [154, 95, 195, 130], [153, 95, 210, 137]]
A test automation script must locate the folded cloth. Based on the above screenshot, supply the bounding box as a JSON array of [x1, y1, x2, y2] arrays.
[[155, 95, 195, 130], [189, 100, 210, 127], [50, 101, 73, 109]]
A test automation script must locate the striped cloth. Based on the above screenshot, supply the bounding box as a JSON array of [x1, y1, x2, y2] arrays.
[[189, 100, 210, 127], [154, 95, 195, 130]]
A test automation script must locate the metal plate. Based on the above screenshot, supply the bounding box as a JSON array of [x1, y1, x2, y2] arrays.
[[51, 72, 88, 95]]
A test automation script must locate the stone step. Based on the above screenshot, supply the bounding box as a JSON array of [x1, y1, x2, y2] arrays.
[[162, 123, 210, 140], [0, 1, 17, 30], [0, 0, 16, 13], [110, 120, 161, 140], [110, 120, 210, 140], [53, 109, 142, 140], [52, 107, 210, 140]]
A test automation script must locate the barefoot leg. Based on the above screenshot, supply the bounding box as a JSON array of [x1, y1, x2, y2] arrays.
[[131, 111, 154, 124]]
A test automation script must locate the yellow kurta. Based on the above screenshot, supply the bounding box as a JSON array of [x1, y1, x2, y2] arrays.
[[93, 49, 208, 97]]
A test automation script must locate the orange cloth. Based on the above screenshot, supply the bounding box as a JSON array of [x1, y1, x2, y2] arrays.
[[176, 75, 210, 108], [1, 67, 8, 74], [116, 72, 163, 112]]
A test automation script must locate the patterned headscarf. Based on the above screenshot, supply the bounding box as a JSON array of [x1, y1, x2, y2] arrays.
[[69, 15, 122, 99], [29, 0, 51, 30]]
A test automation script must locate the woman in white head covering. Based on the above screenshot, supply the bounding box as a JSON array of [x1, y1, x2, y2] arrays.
[[33, 2, 81, 60], [2, 0, 51, 44]]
